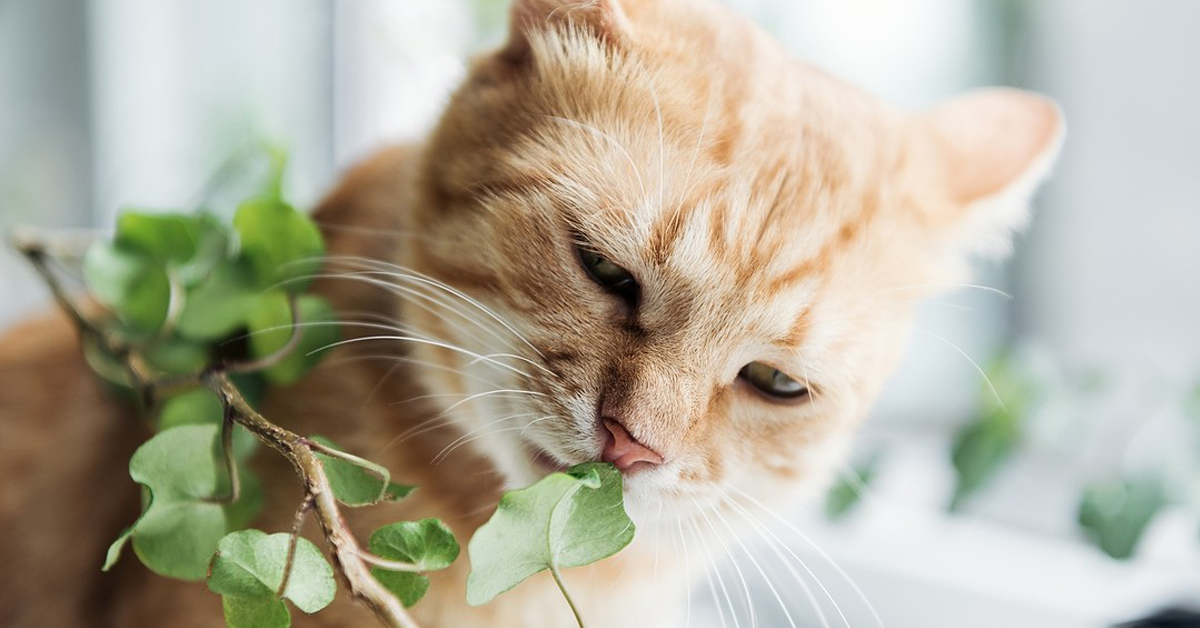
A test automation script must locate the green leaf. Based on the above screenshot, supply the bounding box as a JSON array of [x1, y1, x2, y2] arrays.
[[175, 213, 233, 287], [466, 462, 634, 606], [233, 197, 324, 293], [83, 241, 171, 333], [247, 292, 340, 385], [115, 211, 198, 263], [367, 519, 460, 607], [223, 468, 264, 530], [208, 530, 336, 614], [176, 257, 260, 341], [311, 436, 413, 507], [1078, 476, 1167, 560], [220, 594, 290, 628], [132, 501, 227, 581], [142, 336, 210, 375], [124, 424, 228, 580], [103, 526, 134, 572]]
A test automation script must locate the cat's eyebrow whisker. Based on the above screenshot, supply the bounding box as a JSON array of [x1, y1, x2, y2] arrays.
[[691, 497, 759, 628], [867, 282, 1013, 301], [679, 86, 715, 202], [911, 326, 1006, 411], [728, 486, 887, 628], [719, 493, 837, 628], [544, 115, 647, 200], [710, 500, 802, 628], [649, 80, 666, 213]]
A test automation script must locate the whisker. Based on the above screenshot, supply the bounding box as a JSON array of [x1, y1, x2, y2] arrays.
[[720, 494, 835, 628], [729, 486, 886, 628], [711, 501, 800, 628], [685, 515, 737, 628], [692, 497, 758, 628]]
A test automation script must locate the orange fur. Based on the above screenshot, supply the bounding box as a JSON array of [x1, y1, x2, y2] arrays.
[[0, 0, 1062, 626]]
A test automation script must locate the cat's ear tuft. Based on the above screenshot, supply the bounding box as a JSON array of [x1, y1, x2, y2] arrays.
[[917, 88, 1065, 258], [500, 0, 631, 65]]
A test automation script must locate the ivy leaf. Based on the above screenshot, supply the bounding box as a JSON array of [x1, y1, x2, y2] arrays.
[[1078, 476, 1167, 560], [208, 529, 336, 628], [142, 337, 210, 375], [222, 469, 264, 530], [220, 595, 290, 628], [233, 198, 324, 293], [367, 519, 460, 607], [103, 526, 134, 572], [247, 292, 340, 385], [175, 213, 232, 287], [466, 463, 634, 606], [83, 241, 171, 334], [124, 424, 228, 580], [177, 256, 261, 341], [311, 436, 414, 507], [114, 211, 198, 264]]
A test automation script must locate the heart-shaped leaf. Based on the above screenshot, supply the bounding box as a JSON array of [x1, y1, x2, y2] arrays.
[[233, 198, 323, 293], [311, 436, 414, 507], [367, 519, 460, 607], [208, 529, 336, 628], [115, 211, 199, 263], [118, 424, 228, 580], [83, 241, 171, 333], [466, 463, 634, 606], [247, 292, 340, 385]]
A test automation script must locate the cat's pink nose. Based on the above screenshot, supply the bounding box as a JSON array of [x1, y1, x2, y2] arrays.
[[601, 418, 663, 473]]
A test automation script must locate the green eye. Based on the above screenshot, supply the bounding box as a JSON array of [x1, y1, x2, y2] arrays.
[[576, 246, 639, 302], [739, 362, 810, 400]]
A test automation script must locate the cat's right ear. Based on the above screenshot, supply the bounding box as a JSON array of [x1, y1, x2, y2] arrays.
[[499, 0, 631, 66]]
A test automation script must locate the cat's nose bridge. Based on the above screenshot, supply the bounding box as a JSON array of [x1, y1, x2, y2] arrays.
[[599, 350, 706, 459]]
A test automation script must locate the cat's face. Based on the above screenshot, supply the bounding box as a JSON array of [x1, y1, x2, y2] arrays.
[[400, 0, 1062, 522]]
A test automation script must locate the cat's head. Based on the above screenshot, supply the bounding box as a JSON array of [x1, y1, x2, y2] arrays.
[[399, 0, 1062, 521]]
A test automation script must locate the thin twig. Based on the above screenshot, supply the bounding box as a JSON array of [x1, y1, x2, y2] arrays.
[[278, 494, 315, 597], [211, 403, 241, 505], [224, 293, 303, 375]]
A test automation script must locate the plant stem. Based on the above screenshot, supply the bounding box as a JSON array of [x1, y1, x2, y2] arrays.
[[277, 494, 314, 597], [549, 566, 587, 628]]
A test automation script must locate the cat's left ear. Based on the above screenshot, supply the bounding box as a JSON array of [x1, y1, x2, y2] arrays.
[[500, 0, 631, 66], [916, 88, 1065, 258]]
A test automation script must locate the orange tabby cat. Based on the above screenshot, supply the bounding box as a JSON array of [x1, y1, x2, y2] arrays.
[[0, 0, 1062, 626]]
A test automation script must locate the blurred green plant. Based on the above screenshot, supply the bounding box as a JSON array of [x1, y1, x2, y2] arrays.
[[949, 352, 1042, 512], [1077, 475, 1167, 561]]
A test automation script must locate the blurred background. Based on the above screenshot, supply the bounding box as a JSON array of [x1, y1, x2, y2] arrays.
[[2, 0, 1198, 626]]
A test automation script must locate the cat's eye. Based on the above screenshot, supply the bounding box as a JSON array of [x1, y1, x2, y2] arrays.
[[576, 246, 639, 303], [739, 362, 810, 400]]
